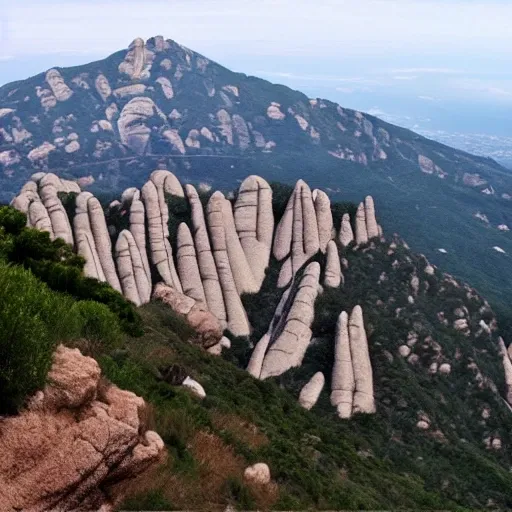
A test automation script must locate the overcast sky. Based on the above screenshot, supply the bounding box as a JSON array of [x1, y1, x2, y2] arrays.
[[1, 0, 511, 137]]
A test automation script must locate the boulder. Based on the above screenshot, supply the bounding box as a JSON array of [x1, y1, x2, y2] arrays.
[[186, 184, 227, 326], [118, 37, 154, 80], [95, 73, 112, 101], [260, 262, 320, 379], [338, 213, 354, 246], [355, 202, 368, 245], [244, 463, 271, 485], [0, 346, 164, 512], [153, 282, 223, 349], [499, 338, 512, 406], [331, 311, 355, 419], [324, 240, 342, 288], [118, 97, 158, 155], [182, 376, 206, 399], [349, 306, 375, 414], [313, 189, 333, 252], [299, 372, 325, 410], [46, 69, 73, 102], [207, 192, 250, 336], [234, 175, 274, 289]]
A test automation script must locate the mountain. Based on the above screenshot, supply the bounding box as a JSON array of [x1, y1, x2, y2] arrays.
[[1, 35, 512, 319], [4, 169, 512, 510]]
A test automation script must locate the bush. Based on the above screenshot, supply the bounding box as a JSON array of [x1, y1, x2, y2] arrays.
[[0, 262, 80, 414], [72, 300, 123, 355]]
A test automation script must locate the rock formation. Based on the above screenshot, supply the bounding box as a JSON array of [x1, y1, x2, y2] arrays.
[[141, 177, 182, 292], [313, 189, 333, 253], [207, 192, 250, 336], [115, 230, 152, 306], [118, 97, 159, 155], [260, 262, 321, 379], [299, 372, 325, 410], [338, 215, 354, 248], [45, 69, 73, 102], [0, 345, 164, 512], [119, 37, 154, 80], [324, 240, 342, 288], [331, 311, 355, 419], [499, 337, 512, 406], [364, 196, 379, 239], [186, 184, 227, 326], [128, 189, 151, 282], [153, 282, 222, 349], [349, 306, 376, 414], [244, 463, 271, 485], [234, 175, 274, 289], [355, 203, 368, 245]]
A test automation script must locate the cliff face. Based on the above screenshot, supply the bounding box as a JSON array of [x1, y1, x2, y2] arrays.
[[0, 345, 165, 512]]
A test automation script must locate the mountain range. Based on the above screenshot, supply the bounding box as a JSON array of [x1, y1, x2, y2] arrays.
[[1, 36, 512, 319]]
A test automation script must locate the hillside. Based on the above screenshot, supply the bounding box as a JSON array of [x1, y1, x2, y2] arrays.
[[1, 35, 512, 317], [3, 169, 512, 509]]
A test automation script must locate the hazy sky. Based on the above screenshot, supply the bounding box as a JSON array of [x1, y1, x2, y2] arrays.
[[1, 0, 511, 138]]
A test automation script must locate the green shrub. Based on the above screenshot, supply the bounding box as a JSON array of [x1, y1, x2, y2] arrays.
[[121, 489, 175, 511], [0, 262, 80, 414], [72, 300, 123, 355]]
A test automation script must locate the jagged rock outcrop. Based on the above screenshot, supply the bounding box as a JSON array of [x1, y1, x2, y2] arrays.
[[331, 311, 355, 419], [355, 202, 368, 245], [115, 230, 152, 306], [324, 240, 342, 288], [338, 213, 354, 247], [0, 345, 164, 512], [207, 192, 250, 336], [153, 282, 222, 349], [141, 177, 182, 292], [299, 372, 325, 410], [234, 175, 274, 289], [260, 262, 321, 379], [186, 184, 227, 326]]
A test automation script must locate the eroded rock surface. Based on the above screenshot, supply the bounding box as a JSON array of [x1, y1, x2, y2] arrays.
[[0, 345, 164, 512], [299, 372, 325, 410]]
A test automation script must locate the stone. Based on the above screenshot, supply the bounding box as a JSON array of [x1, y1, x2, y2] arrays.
[[0, 345, 164, 512], [244, 463, 271, 485], [234, 175, 274, 289], [186, 184, 227, 326], [177, 223, 207, 305], [217, 109, 233, 144], [417, 420, 430, 430], [232, 114, 251, 149], [349, 306, 375, 414], [186, 129, 201, 148], [129, 191, 151, 282], [260, 262, 321, 379], [119, 37, 154, 80], [28, 200, 53, 236], [399, 345, 411, 357], [45, 69, 73, 102], [313, 189, 333, 252], [439, 363, 451, 375], [324, 240, 342, 288], [163, 128, 186, 154], [39, 176, 74, 246], [150, 169, 184, 198], [411, 275, 420, 296], [331, 311, 354, 419], [142, 179, 182, 292], [153, 283, 222, 349], [118, 97, 159, 155], [28, 141, 56, 162], [221, 195, 259, 294], [207, 192, 250, 336], [299, 372, 325, 410], [116, 230, 152, 306], [88, 195, 122, 292], [338, 213, 354, 246], [364, 196, 379, 239], [267, 103, 285, 120], [355, 203, 368, 245], [499, 338, 512, 406], [156, 76, 174, 99], [74, 192, 106, 282], [95, 73, 112, 101], [182, 376, 206, 399]]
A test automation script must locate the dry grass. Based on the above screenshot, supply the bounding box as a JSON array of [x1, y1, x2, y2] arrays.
[[211, 410, 269, 449]]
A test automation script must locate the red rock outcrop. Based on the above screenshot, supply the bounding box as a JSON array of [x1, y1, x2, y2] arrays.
[[0, 345, 165, 512]]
